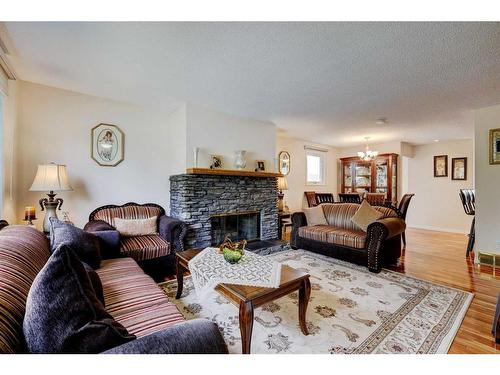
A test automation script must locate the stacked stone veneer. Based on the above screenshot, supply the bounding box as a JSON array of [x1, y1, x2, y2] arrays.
[[169, 174, 278, 249]]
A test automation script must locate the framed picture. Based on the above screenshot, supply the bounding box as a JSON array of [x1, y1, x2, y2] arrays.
[[255, 160, 266, 172], [451, 157, 467, 180], [91, 123, 124, 167], [489, 128, 500, 165], [210, 154, 223, 169], [278, 151, 291, 176], [433, 155, 448, 177]]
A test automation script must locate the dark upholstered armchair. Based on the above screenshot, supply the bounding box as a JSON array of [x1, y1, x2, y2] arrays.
[[84, 203, 187, 278]]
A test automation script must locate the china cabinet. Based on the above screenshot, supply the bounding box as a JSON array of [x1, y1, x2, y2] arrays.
[[340, 153, 398, 204]]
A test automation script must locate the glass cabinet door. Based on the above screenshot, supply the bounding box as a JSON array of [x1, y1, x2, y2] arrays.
[[354, 162, 371, 193], [343, 163, 352, 192]]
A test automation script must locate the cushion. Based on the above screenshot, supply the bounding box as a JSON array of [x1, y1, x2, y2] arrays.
[[351, 200, 384, 232], [298, 225, 367, 249], [0, 226, 50, 354], [49, 218, 101, 269], [114, 217, 158, 237], [93, 206, 163, 227], [23, 245, 135, 353], [303, 205, 328, 226], [82, 262, 105, 306], [120, 235, 171, 261]]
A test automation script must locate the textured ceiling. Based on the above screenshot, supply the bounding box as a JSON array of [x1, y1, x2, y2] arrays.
[[4, 22, 500, 147]]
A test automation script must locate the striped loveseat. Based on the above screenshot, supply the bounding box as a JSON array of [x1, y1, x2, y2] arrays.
[[84, 203, 187, 279], [0, 225, 227, 354], [291, 203, 406, 272]]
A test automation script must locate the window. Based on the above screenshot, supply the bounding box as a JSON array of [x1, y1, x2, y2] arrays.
[[306, 148, 326, 185]]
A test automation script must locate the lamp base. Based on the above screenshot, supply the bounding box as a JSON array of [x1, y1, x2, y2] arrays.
[[42, 201, 59, 234], [277, 192, 285, 212], [39, 191, 64, 234]]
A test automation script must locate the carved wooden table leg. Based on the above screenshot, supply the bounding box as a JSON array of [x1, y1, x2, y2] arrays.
[[239, 300, 254, 354], [175, 257, 184, 299], [298, 276, 311, 335]]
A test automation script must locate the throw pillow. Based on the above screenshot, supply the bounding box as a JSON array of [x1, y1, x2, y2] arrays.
[[303, 206, 328, 226], [351, 200, 384, 232], [114, 216, 158, 237], [49, 218, 101, 269], [23, 245, 135, 353], [82, 262, 105, 306]]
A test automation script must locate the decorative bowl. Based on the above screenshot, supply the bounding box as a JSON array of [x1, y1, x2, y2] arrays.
[[223, 247, 243, 264]]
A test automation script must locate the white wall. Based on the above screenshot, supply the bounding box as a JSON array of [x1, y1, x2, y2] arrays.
[[185, 103, 276, 171], [16, 81, 185, 228], [405, 139, 474, 234], [276, 135, 339, 212], [474, 104, 500, 254]]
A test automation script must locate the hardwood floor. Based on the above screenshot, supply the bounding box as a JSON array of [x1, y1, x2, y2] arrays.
[[388, 228, 499, 353], [283, 227, 500, 353]]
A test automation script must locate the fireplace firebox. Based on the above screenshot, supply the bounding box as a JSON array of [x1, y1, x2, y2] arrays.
[[210, 211, 260, 246]]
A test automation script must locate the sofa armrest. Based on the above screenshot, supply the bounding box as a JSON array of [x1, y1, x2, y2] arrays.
[[158, 215, 187, 252], [366, 217, 406, 273], [84, 220, 115, 232], [290, 212, 307, 249], [103, 319, 228, 354]]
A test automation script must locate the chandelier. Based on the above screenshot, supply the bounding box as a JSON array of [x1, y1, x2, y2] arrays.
[[357, 137, 378, 161]]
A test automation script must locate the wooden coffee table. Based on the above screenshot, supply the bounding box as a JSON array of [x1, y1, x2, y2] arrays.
[[175, 248, 311, 354]]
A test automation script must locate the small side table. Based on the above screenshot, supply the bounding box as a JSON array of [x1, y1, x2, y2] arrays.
[[278, 211, 292, 240]]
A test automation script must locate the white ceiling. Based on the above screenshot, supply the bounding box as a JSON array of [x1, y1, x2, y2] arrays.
[[4, 22, 500, 147]]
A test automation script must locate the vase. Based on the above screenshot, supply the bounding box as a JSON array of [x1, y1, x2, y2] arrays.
[[234, 150, 247, 170], [193, 147, 199, 167]]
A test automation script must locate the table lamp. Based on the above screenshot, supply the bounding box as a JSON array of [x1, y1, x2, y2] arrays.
[[277, 176, 288, 212], [29, 163, 73, 233]]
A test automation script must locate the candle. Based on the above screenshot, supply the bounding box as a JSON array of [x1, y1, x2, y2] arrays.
[[24, 206, 36, 221]]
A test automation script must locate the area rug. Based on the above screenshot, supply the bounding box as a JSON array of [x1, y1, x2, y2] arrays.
[[159, 250, 473, 354]]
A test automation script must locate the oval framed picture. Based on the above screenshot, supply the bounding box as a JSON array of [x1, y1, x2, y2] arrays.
[[278, 150, 291, 176], [91, 123, 124, 167]]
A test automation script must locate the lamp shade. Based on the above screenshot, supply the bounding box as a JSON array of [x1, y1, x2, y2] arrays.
[[29, 163, 73, 192], [277, 176, 288, 191]]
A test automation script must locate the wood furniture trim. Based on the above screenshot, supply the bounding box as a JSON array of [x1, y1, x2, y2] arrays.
[[186, 168, 283, 178], [175, 248, 311, 354], [340, 153, 398, 204]]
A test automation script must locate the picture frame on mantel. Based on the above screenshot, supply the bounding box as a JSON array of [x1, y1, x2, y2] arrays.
[[451, 157, 467, 180], [433, 155, 448, 177], [489, 128, 500, 165]]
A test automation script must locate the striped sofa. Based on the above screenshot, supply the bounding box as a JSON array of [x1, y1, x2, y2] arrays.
[[84, 203, 187, 279], [0, 225, 227, 354], [291, 203, 406, 272]]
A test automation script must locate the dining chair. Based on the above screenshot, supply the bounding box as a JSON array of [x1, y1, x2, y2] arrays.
[[338, 193, 361, 204], [459, 189, 475, 257], [397, 193, 414, 247]]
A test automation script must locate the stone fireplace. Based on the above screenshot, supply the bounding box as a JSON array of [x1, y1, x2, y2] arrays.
[[169, 173, 278, 249]]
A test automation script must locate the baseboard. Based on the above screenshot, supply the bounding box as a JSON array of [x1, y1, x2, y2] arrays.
[[407, 224, 468, 235]]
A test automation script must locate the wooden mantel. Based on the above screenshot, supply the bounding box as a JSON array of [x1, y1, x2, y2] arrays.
[[186, 168, 283, 178]]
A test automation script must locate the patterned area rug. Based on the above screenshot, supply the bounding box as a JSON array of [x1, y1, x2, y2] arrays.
[[159, 250, 473, 354]]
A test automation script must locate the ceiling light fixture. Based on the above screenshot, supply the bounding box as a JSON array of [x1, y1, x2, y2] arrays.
[[433, 139, 440, 142], [357, 137, 379, 162], [375, 118, 388, 125]]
